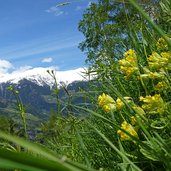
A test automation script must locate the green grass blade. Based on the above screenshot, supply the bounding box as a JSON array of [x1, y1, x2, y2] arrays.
[[0, 148, 76, 171], [90, 125, 142, 171], [0, 158, 46, 171], [128, 0, 171, 48], [0, 131, 94, 171]]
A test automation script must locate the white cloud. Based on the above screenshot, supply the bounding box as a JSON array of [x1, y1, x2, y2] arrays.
[[45, 6, 65, 16], [0, 59, 13, 74], [42, 57, 53, 63]]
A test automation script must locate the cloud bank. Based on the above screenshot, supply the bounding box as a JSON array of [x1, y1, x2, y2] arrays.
[[0, 59, 13, 74]]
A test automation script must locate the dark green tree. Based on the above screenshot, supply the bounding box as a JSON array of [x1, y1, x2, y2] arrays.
[[78, 0, 160, 70]]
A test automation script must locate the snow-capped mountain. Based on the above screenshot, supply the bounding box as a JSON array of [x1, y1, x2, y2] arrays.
[[0, 67, 91, 119], [0, 67, 88, 87]]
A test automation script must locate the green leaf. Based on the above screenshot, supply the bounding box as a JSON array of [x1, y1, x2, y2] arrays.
[[140, 147, 159, 161]]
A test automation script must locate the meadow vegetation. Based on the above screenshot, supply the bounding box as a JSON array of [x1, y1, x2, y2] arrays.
[[0, 0, 171, 171]]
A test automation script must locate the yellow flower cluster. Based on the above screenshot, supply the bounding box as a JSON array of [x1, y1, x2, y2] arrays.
[[117, 121, 138, 141], [98, 93, 116, 113], [148, 72, 165, 79], [154, 81, 167, 92], [137, 38, 170, 93], [140, 94, 166, 114], [140, 71, 165, 80], [156, 37, 168, 50], [119, 49, 139, 79], [148, 51, 171, 70], [98, 94, 133, 112]]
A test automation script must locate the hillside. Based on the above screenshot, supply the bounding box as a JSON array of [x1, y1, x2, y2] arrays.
[[0, 67, 92, 129]]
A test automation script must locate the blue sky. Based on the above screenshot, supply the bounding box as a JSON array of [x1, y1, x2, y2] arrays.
[[0, 0, 95, 73]]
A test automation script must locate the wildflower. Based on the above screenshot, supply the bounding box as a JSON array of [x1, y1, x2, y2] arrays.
[[116, 98, 124, 110], [154, 81, 167, 92], [98, 93, 115, 107], [148, 52, 170, 70], [98, 93, 116, 112], [133, 106, 145, 116], [160, 52, 171, 69], [131, 116, 137, 126], [160, 51, 171, 60], [140, 71, 165, 80], [119, 49, 139, 79], [140, 94, 166, 114], [156, 37, 168, 50], [148, 72, 165, 79], [102, 104, 114, 113], [116, 97, 132, 110], [124, 49, 136, 58], [117, 121, 138, 141]]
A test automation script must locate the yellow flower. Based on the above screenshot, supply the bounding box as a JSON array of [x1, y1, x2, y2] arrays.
[[160, 51, 171, 60], [147, 50, 171, 72], [119, 59, 129, 66], [140, 94, 166, 114], [116, 97, 132, 110], [124, 49, 136, 58], [156, 37, 168, 50], [140, 68, 165, 79], [117, 121, 138, 141], [119, 49, 139, 79], [131, 116, 137, 126], [102, 105, 111, 113], [116, 98, 124, 110], [98, 93, 116, 113], [161, 52, 171, 69], [148, 52, 170, 70], [102, 104, 116, 113], [154, 81, 167, 92], [133, 106, 145, 115], [148, 72, 165, 79], [98, 93, 114, 106]]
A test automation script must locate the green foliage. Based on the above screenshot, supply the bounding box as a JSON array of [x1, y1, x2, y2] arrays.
[[0, 116, 10, 132], [75, 0, 171, 170], [78, 0, 160, 69], [8, 85, 27, 138]]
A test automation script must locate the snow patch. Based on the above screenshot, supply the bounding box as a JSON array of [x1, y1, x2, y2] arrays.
[[0, 67, 88, 87]]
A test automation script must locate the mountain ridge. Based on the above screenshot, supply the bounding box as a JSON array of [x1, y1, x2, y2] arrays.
[[0, 67, 91, 121], [0, 67, 88, 87]]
